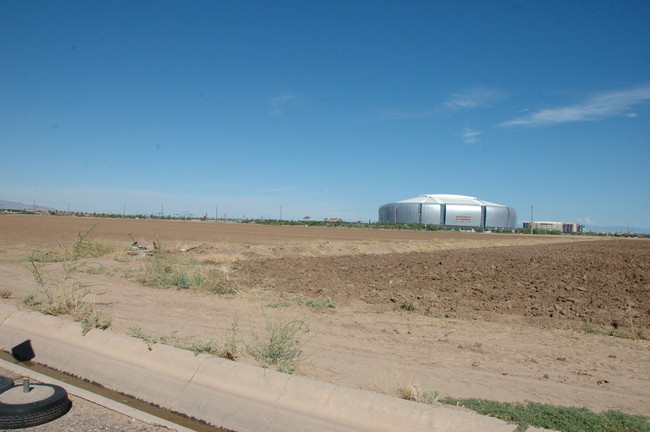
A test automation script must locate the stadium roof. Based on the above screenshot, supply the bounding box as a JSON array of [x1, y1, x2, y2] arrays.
[[397, 194, 505, 207]]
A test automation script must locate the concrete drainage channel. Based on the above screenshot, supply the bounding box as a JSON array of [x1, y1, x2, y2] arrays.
[[0, 351, 221, 431], [0, 304, 534, 432]]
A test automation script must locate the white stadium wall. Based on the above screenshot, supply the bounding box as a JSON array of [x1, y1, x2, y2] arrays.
[[378, 194, 517, 229]]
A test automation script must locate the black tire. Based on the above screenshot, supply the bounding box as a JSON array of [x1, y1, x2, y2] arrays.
[[0, 384, 71, 429], [0, 376, 14, 394]]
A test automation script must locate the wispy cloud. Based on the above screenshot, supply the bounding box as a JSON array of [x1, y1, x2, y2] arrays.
[[501, 83, 650, 127], [379, 86, 503, 120], [269, 93, 298, 116], [379, 110, 436, 120], [444, 87, 504, 110], [459, 127, 483, 144]]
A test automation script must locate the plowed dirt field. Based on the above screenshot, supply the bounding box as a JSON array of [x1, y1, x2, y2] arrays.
[[1, 215, 648, 418]]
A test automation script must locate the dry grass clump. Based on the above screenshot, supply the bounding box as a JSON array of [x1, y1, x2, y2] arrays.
[[396, 378, 439, 404], [134, 251, 239, 294], [23, 227, 112, 335]]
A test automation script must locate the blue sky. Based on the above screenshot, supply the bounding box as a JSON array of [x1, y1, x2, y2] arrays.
[[1, 1, 649, 228]]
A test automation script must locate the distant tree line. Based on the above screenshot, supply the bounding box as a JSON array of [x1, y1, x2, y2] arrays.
[[3, 209, 648, 238]]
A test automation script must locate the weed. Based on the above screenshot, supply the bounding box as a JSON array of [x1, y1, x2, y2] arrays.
[[246, 316, 310, 374], [0, 288, 11, 299], [81, 313, 112, 335], [189, 337, 239, 360], [131, 325, 156, 342], [136, 254, 203, 289], [67, 226, 117, 260], [306, 297, 336, 309], [23, 228, 112, 334], [439, 397, 650, 432], [423, 307, 456, 319], [130, 326, 164, 350], [420, 389, 441, 404], [204, 282, 239, 295], [22, 294, 37, 306], [190, 318, 240, 360], [266, 300, 293, 308], [28, 250, 61, 263], [131, 320, 241, 360], [585, 323, 648, 341], [136, 252, 239, 294], [400, 300, 416, 312], [79, 262, 113, 276]]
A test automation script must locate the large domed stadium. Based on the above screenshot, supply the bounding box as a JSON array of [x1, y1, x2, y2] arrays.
[[378, 194, 517, 229]]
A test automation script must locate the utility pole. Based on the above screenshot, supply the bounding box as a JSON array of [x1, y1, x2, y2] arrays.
[[530, 205, 534, 235], [280, 205, 283, 220]]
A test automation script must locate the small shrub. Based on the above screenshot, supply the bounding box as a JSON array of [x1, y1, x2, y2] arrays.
[[0, 288, 12, 299], [246, 318, 310, 374]]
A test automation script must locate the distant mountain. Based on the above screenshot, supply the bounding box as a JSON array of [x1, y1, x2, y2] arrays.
[[0, 200, 57, 211], [584, 225, 650, 234]]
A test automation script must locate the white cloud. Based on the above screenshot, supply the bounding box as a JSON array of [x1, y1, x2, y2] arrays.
[[269, 93, 298, 116], [459, 127, 483, 144], [379, 86, 503, 120], [501, 83, 650, 127], [444, 87, 504, 110]]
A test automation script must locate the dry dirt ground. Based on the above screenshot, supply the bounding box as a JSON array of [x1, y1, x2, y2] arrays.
[[0, 215, 648, 419]]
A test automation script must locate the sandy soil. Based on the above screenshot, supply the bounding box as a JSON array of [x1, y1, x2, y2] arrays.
[[0, 215, 648, 418]]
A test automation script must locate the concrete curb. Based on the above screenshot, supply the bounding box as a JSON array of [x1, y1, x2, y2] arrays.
[[0, 304, 519, 432], [0, 358, 196, 432]]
